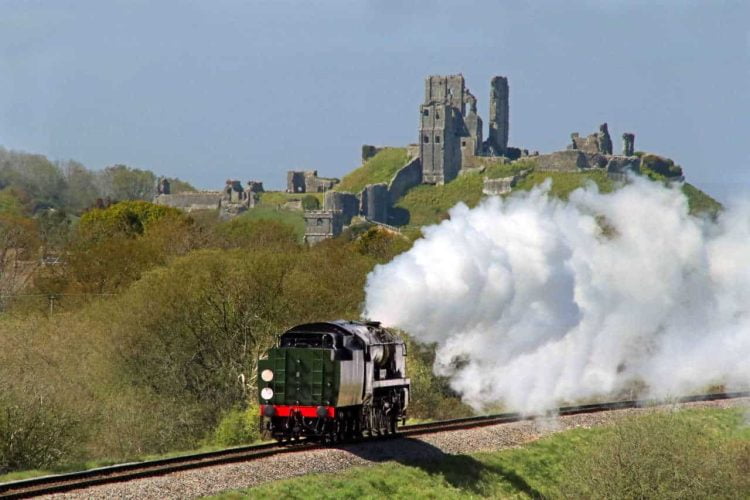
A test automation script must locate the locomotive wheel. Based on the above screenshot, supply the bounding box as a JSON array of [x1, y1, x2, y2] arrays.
[[388, 413, 397, 434]]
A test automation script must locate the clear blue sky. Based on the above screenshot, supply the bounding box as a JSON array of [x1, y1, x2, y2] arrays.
[[1, 1, 748, 201]]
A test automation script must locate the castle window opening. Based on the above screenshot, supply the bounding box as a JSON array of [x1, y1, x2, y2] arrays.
[[423, 109, 429, 117], [423, 135, 429, 143], [317, 218, 323, 226], [436, 111, 440, 119], [435, 136, 441, 143], [462, 140, 466, 146]]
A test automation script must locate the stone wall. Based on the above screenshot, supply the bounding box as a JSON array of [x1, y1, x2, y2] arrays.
[[287, 171, 306, 193], [154, 192, 222, 211], [535, 150, 590, 172], [622, 133, 635, 156], [360, 183, 389, 223], [303, 210, 343, 245], [569, 123, 613, 155], [324, 191, 360, 226], [387, 157, 422, 204], [286, 170, 339, 193], [488, 76, 509, 154], [482, 176, 515, 196]]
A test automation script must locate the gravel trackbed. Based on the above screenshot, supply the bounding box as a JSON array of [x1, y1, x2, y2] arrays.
[[46, 397, 749, 499]]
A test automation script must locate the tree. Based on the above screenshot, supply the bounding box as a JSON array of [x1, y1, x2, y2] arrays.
[[0, 148, 66, 212], [96, 164, 157, 201], [0, 215, 40, 309], [62, 161, 100, 214], [78, 200, 185, 239]]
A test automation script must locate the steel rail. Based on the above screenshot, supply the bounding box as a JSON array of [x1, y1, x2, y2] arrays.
[[2, 390, 748, 498]]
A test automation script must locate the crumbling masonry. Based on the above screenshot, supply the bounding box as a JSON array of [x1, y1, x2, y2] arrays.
[[419, 74, 511, 185]]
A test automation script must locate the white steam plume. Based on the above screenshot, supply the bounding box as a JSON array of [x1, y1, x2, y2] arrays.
[[364, 178, 750, 413]]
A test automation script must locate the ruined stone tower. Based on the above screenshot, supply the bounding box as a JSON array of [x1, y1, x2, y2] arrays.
[[419, 75, 465, 184], [488, 76, 509, 155]]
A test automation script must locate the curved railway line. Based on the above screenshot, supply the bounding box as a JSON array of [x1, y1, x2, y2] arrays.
[[2, 390, 748, 499]]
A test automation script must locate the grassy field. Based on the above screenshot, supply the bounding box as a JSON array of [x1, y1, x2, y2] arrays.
[[483, 159, 537, 179], [682, 182, 722, 216], [393, 168, 613, 228], [335, 148, 409, 194], [212, 407, 750, 499], [513, 169, 615, 198], [236, 206, 305, 241], [258, 191, 324, 209], [393, 172, 484, 227]]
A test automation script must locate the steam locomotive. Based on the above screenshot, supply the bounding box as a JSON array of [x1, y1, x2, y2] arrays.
[[258, 320, 410, 442]]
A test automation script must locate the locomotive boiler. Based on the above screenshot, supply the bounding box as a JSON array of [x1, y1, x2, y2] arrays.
[[258, 320, 410, 442]]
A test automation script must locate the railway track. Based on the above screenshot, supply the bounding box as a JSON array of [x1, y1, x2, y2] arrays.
[[2, 390, 748, 498]]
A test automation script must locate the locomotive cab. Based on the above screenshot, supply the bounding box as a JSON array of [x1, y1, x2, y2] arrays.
[[258, 320, 410, 443]]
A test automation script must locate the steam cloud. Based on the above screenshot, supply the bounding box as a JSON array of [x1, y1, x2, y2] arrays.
[[364, 178, 750, 413]]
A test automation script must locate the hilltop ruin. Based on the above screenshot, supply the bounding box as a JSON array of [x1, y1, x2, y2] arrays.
[[152, 72, 665, 243]]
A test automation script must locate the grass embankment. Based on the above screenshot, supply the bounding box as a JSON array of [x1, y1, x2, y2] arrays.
[[234, 206, 305, 241], [394, 168, 614, 228], [235, 192, 326, 242], [514, 169, 615, 198], [334, 148, 409, 194], [394, 173, 484, 227], [258, 192, 323, 209], [682, 183, 722, 216], [483, 159, 536, 179], [213, 408, 750, 499]]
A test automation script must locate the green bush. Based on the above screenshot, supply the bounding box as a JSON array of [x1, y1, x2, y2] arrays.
[[483, 159, 536, 179], [78, 200, 184, 238], [402, 336, 473, 421], [301, 194, 320, 211], [352, 226, 411, 263], [557, 410, 750, 499], [213, 406, 261, 447], [640, 153, 683, 179], [0, 395, 81, 474]]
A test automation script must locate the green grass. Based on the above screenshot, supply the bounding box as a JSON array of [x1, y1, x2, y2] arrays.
[[483, 159, 536, 179], [0, 444, 235, 483], [238, 206, 305, 241], [258, 191, 323, 209], [393, 169, 613, 228], [210, 408, 750, 499], [335, 148, 409, 193], [394, 172, 484, 227], [514, 169, 615, 198], [682, 183, 722, 216]]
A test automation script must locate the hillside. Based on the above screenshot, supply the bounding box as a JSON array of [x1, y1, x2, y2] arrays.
[[334, 148, 409, 193], [391, 160, 721, 229]]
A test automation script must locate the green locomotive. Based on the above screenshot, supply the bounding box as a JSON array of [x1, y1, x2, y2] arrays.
[[258, 320, 410, 442]]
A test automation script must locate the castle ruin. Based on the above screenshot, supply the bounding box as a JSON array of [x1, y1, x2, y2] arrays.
[[154, 177, 265, 218], [419, 74, 512, 184], [286, 170, 339, 193], [153, 72, 663, 244]]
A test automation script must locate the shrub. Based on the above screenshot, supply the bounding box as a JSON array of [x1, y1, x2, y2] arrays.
[[215, 217, 300, 250], [0, 395, 81, 474], [640, 153, 683, 179], [78, 200, 184, 239], [301, 194, 320, 211], [213, 406, 261, 447], [352, 226, 411, 262], [557, 410, 750, 499], [402, 336, 473, 420]]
